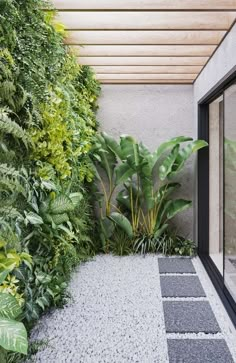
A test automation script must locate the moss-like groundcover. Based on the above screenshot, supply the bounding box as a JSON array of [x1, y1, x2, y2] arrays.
[[0, 0, 100, 360]]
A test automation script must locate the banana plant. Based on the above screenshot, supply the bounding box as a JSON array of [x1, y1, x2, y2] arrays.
[[93, 132, 208, 245], [0, 292, 28, 360]]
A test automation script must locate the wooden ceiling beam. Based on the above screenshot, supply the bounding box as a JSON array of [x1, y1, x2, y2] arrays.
[[91, 65, 203, 74], [78, 56, 209, 66], [53, 0, 236, 11], [65, 30, 226, 45], [73, 45, 216, 57], [56, 11, 236, 30]]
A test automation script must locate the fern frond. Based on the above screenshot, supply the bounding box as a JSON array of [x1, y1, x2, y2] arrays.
[[0, 107, 28, 147]]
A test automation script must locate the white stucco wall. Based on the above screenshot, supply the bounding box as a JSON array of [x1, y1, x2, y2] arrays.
[[97, 85, 194, 238]]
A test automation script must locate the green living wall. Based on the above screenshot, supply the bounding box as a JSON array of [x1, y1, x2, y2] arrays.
[[0, 0, 100, 359]]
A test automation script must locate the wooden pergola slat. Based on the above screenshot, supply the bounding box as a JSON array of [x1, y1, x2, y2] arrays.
[[74, 45, 216, 57], [65, 30, 226, 45], [97, 73, 197, 80], [92, 65, 203, 74], [101, 80, 194, 84], [78, 56, 209, 66], [53, 0, 236, 11], [56, 11, 236, 30]]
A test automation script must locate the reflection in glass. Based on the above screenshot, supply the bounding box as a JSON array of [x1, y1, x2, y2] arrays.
[[224, 83, 236, 303]]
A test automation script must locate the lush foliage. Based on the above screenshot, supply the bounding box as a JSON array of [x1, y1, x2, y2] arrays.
[[0, 0, 100, 360], [93, 132, 207, 255]]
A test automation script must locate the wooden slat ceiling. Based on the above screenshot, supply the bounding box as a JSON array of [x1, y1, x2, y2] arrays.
[[52, 0, 236, 84]]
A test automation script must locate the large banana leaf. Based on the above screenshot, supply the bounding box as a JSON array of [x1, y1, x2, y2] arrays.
[[0, 293, 21, 320], [96, 133, 117, 184], [115, 163, 134, 185], [0, 318, 28, 355], [120, 135, 141, 170], [168, 140, 208, 178], [157, 183, 180, 201], [102, 132, 122, 159], [166, 199, 192, 220], [152, 136, 193, 169], [109, 212, 133, 238], [159, 144, 180, 180], [116, 190, 131, 210]]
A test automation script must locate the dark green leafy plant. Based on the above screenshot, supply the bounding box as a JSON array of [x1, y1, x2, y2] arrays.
[[93, 132, 207, 254]]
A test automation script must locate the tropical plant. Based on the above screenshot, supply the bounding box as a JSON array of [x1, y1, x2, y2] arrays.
[[93, 132, 207, 252], [0, 293, 28, 361]]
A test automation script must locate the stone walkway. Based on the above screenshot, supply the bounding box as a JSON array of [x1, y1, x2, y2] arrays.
[[29, 256, 236, 363]]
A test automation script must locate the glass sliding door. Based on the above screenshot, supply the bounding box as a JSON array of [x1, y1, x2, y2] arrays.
[[224, 83, 236, 303], [198, 70, 236, 326]]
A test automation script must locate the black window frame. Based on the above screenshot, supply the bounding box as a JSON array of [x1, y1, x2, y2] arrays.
[[198, 65, 236, 327]]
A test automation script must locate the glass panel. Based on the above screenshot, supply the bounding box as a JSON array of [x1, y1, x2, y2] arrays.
[[209, 95, 224, 274], [224, 83, 236, 303]]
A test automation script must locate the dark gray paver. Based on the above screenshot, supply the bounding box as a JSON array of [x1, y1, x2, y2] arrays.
[[163, 301, 220, 333], [160, 275, 206, 297], [158, 258, 196, 274], [168, 339, 234, 363]]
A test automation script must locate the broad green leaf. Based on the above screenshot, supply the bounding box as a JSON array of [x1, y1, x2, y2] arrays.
[[157, 183, 181, 201], [120, 135, 141, 169], [154, 224, 168, 238], [0, 317, 28, 355], [159, 144, 180, 180], [102, 132, 122, 159], [109, 212, 133, 238], [49, 195, 74, 214], [115, 163, 134, 185], [166, 199, 192, 220], [152, 136, 193, 168], [0, 293, 22, 320], [168, 140, 208, 178], [96, 134, 117, 183], [25, 212, 43, 225]]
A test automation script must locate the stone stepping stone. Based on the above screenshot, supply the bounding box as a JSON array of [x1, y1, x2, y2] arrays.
[[160, 275, 206, 297], [163, 301, 220, 333], [158, 258, 196, 274], [168, 339, 234, 363]]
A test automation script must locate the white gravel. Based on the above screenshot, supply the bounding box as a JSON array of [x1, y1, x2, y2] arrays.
[[29, 255, 169, 363], [29, 255, 236, 363]]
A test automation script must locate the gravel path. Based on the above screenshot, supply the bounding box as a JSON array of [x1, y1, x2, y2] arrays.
[[29, 255, 236, 363]]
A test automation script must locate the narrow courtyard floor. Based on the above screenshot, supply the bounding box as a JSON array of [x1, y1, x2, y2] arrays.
[[29, 255, 236, 363]]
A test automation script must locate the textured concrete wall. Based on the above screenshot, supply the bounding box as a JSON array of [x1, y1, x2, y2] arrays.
[[97, 85, 194, 238]]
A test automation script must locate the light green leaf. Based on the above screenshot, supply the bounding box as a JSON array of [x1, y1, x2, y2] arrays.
[[25, 212, 43, 225], [49, 195, 74, 214], [0, 318, 28, 355], [0, 293, 22, 320], [69, 192, 83, 207]]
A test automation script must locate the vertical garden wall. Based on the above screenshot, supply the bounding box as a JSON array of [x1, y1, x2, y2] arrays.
[[0, 0, 100, 359]]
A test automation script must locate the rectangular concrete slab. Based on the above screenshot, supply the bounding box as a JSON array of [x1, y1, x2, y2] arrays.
[[158, 257, 196, 274], [163, 301, 220, 333], [168, 339, 234, 363], [160, 275, 206, 297]]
